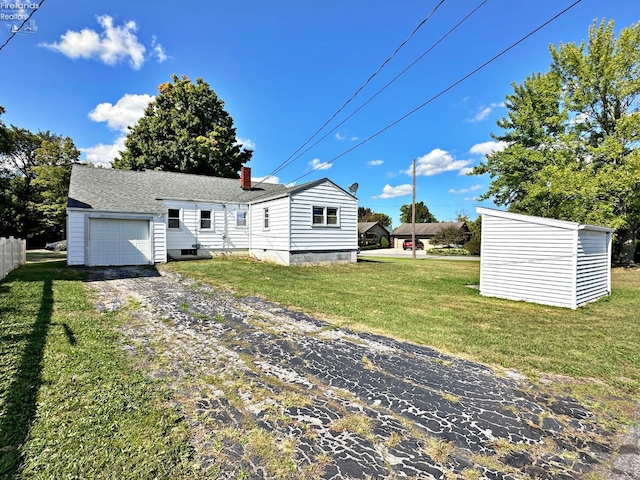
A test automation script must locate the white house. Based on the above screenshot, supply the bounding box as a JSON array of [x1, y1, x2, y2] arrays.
[[476, 207, 615, 309], [67, 165, 358, 267]]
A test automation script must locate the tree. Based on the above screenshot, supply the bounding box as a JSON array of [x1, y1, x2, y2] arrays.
[[399, 201, 437, 224], [114, 74, 252, 177], [358, 206, 392, 228], [431, 226, 466, 247], [471, 20, 640, 262], [0, 118, 79, 244]]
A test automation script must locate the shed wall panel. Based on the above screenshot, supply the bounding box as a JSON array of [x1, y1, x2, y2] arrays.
[[479, 214, 576, 308]]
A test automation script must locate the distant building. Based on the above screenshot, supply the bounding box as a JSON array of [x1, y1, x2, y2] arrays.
[[390, 222, 469, 249], [358, 222, 391, 247]]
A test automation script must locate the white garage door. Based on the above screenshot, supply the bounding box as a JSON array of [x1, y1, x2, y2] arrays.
[[88, 218, 152, 266]]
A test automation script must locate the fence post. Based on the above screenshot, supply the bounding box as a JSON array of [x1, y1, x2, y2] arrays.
[[0, 237, 5, 280]]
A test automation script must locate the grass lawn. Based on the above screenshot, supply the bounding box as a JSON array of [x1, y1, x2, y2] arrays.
[[0, 253, 195, 478], [164, 256, 640, 420]]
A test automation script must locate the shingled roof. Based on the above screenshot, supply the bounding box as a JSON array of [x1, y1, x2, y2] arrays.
[[391, 222, 467, 237], [67, 165, 350, 213]]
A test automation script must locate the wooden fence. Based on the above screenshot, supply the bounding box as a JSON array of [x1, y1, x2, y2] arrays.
[[1, 236, 26, 281]]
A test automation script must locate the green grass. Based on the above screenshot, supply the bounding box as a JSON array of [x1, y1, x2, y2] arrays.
[[164, 256, 640, 401], [0, 254, 195, 478]]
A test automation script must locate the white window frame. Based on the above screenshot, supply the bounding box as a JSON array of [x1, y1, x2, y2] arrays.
[[200, 210, 213, 230], [236, 211, 247, 228], [312, 205, 340, 227], [167, 208, 181, 229], [263, 207, 269, 230]]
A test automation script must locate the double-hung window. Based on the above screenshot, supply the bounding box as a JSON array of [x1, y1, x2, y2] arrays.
[[200, 210, 212, 229], [263, 208, 269, 229], [168, 208, 180, 229], [237, 211, 247, 227], [312, 206, 339, 226]]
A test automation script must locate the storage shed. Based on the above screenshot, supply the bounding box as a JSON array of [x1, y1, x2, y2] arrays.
[[476, 207, 615, 309]]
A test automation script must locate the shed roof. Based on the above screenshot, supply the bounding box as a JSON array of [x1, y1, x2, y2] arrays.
[[476, 207, 615, 233], [67, 165, 353, 213], [391, 222, 467, 236]]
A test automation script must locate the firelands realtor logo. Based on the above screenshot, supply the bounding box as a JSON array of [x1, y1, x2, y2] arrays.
[[1, 2, 39, 34]]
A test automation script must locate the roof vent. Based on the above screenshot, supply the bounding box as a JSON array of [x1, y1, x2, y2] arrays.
[[240, 166, 251, 190]]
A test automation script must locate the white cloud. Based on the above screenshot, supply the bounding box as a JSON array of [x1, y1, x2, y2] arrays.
[[467, 102, 504, 122], [237, 137, 256, 149], [335, 132, 358, 141], [404, 148, 471, 177], [80, 135, 126, 167], [449, 184, 483, 194], [373, 184, 412, 199], [253, 175, 280, 184], [41, 15, 164, 69], [309, 158, 332, 171], [469, 141, 508, 156], [458, 167, 474, 176], [150, 35, 167, 62], [88, 93, 154, 132], [368, 159, 384, 166]]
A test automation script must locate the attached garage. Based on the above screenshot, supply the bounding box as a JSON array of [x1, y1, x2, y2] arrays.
[[88, 218, 153, 266], [476, 207, 615, 309]]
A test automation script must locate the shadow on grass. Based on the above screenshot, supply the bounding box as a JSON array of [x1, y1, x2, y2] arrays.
[[356, 258, 385, 264], [0, 275, 53, 476]]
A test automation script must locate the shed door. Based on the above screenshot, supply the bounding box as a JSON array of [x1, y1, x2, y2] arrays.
[[88, 218, 152, 266]]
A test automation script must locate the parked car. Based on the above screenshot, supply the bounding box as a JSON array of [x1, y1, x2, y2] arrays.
[[45, 240, 67, 251], [402, 239, 424, 250]]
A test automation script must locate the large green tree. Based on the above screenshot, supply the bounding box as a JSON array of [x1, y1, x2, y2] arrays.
[[472, 20, 640, 261], [114, 74, 252, 177], [0, 117, 79, 244], [358, 207, 392, 228], [399, 201, 437, 224]]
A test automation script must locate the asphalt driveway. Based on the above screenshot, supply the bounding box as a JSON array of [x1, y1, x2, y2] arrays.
[[85, 266, 628, 479]]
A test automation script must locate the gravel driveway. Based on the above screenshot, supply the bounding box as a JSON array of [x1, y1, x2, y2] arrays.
[[85, 266, 629, 480]]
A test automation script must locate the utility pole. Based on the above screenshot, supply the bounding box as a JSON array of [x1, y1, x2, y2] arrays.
[[411, 158, 416, 260]]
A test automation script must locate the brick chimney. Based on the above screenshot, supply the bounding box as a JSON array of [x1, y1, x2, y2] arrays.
[[240, 166, 251, 190]]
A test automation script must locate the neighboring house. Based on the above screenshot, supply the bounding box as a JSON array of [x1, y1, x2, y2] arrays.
[[358, 222, 390, 247], [390, 222, 469, 249], [66, 165, 358, 267], [476, 207, 614, 309]]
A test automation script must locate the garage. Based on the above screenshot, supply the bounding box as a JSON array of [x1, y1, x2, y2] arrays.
[[88, 218, 152, 266]]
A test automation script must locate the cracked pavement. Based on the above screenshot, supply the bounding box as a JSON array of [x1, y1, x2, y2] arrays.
[[85, 266, 630, 479]]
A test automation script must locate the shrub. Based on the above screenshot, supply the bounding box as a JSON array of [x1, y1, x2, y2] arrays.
[[380, 236, 390, 248], [464, 236, 481, 255], [427, 248, 471, 256]]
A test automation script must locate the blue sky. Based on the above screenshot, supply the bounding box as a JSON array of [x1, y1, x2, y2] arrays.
[[1, 0, 638, 228]]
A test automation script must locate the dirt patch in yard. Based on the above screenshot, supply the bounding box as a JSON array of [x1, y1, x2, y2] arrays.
[[84, 266, 631, 480]]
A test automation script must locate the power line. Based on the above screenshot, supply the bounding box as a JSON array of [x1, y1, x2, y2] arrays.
[[270, 0, 488, 178], [255, 0, 447, 187], [286, 0, 583, 185], [0, 0, 46, 53]]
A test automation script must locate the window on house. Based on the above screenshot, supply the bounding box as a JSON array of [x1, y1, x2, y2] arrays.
[[200, 210, 212, 229], [237, 211, 247, 227], [263, 208, 269, 229], [312, 206, 339, 226], [168, 209, 180, 229]]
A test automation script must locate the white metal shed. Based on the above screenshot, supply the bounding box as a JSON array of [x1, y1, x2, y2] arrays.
[[476, 207, 615, 309]]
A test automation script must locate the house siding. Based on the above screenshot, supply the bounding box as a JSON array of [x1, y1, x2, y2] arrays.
[[164, 200, 250, 254], [479, 213, 576, 308], [153, 218, 167, 263], [289, 182, 358, 252], [67, 209, 86, 266], [249, 196, 290, 252]]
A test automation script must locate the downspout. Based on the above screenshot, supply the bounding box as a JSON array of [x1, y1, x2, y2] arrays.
[[222, 204, 228, 252]]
